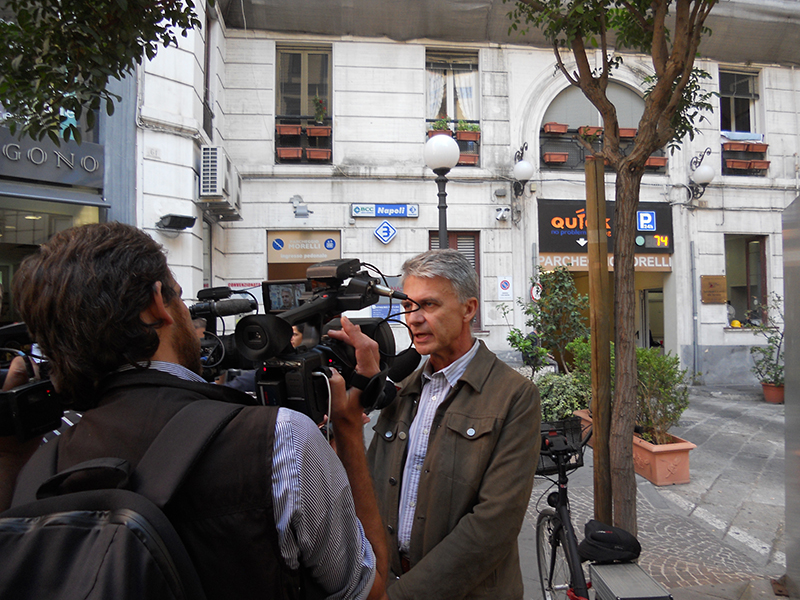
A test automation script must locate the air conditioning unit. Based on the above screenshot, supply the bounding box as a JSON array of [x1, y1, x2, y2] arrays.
[[198, 145, 242, 220]]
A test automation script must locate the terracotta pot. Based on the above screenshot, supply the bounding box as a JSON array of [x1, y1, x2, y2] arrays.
[[428, 129, 452, 138], [573, 409, 593, 448], [276, 124, 302, 136], [456, 130, 481, 142], [543, 152, 569, 164], [578, 126, 603, 136], [746, 142, 768, 153], [749, 160, 770, 170], [573, 408, 695, 486], [543, 122, 569, 134], [761, 382, 784, 404], [632, 433, 696, 486], [306, 125, 332, 137], [305, 148, 332, 161], [726, 159, 750, 170], [722, 142, 748, 152], [457, 153, 479, 166], [276, 147, 302, 160], [645, 156, 668, 168], [619, 128, 637, 138]]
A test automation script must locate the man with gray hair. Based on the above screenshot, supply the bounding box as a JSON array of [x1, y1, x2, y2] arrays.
[[367, 249, 540, 599]]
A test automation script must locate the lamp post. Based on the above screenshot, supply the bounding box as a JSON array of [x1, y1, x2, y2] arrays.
[[424, 133, 460, 249]]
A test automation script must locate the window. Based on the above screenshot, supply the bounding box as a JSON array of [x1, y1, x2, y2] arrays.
[[724, 235, 766, 324], [276, 46, 332, 163], [426, 51, 479, 126], [429, 231, 482, 329], [277, 46, 331, 121], [719, 71, 758, 133]]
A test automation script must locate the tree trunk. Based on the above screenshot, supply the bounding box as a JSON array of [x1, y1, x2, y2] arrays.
[[609, 166, 644, 536]]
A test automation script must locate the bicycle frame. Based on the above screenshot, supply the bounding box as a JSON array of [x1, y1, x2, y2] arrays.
[[538, 432, 590, 600]]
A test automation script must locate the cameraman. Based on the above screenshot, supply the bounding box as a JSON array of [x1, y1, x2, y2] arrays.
[[0, 222, 388, 600]]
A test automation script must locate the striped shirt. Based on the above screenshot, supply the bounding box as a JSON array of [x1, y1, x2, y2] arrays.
[[397, 340, 480, 552], [118, 362, 376, 600]]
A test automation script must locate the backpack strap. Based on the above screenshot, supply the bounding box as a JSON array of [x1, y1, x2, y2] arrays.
[[132, 400, 244, 508]]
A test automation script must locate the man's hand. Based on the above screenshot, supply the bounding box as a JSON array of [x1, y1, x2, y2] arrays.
[[327, 316, 381, 379]]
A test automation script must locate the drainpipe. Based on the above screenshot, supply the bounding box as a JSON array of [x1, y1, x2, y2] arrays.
[[691, 240, 699, 383]]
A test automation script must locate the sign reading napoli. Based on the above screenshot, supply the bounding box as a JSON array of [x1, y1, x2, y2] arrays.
[[352, 204, 418, 218]]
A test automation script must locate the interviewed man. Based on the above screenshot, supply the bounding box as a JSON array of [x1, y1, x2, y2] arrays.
[[367, 249, 541, 599]]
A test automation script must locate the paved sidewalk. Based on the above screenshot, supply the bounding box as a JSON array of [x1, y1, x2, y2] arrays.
[[520, 384, 786, 599]]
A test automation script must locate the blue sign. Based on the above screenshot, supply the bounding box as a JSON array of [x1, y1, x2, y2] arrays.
[[374, 220, 398, 244], [272, 238, 284, 251], [324, 238, 336, 250], [371, 304, 403, 320], [352, 204, 419, 218], [637, 211, 656, 231]]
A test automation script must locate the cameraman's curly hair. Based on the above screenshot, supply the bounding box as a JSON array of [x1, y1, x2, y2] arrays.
[[13, 222, 178, 409]]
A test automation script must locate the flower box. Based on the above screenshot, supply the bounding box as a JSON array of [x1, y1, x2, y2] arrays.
[[746, 142, 768, 153], [455, 130, 481, 142], [726, 159, 751, 170], [276, 124, 302, 136], [632, 433, 696, 486], [428, 129, 452, 138], [619, 128, 637, 138], [578, 126, 603, 136], [457, 153, 479, 166], [645, 156, 668, 168], [722, 142, 748, 152], [305, 148, 332, 161], [543, 122, 569, 134], [543, 152, 569, 164], [306, 125, 332, 137], [276, 147, 302, 160], [749, 160, 770, 170]]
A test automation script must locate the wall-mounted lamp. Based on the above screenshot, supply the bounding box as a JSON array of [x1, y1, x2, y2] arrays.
[[512, 143, 534, 197], [290, 195, 312, 218], [424, 133, 460, 249], [688, 147, 715, 200], [156, 214, 196, 231]]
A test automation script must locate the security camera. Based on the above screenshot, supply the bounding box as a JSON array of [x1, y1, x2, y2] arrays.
[[495, 207, 510, 221]]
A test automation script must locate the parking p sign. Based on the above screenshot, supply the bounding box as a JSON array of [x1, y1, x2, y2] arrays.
[[637, 211, 656, 231]]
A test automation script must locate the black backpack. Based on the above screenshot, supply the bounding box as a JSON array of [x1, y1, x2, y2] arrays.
[[577, 519, 642, 564], [0, 400, 243, 600]]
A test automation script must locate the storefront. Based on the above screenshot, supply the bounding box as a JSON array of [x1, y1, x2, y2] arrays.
[[0, 128, 106, 323]]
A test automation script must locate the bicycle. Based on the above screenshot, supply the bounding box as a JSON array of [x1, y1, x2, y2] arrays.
[[535, 423, 592, 600], [534, 422, 672, 600]]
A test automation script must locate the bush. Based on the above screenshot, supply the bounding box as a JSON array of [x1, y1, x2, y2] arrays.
[[536, 372, 590, 422], [565, 337, 689, 445]]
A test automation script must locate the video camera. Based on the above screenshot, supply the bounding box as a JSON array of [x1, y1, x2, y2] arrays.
[[191, 258, 412, 424]]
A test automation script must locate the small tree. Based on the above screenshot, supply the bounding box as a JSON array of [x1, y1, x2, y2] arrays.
[[501, 265, 589, 374], [749, 293, 785, 387], [506, 0, 717, 533], [1, 0, 205, 144]]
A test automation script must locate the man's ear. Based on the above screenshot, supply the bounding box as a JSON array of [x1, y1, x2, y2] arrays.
[[463, 297, 479, 323], [140, 281, 175, 327]]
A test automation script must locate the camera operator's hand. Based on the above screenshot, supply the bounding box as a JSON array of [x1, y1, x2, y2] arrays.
[[2, 355, 38, 392], [326, 316, 381, 379]]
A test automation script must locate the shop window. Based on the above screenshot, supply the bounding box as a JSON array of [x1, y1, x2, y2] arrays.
[[276, 45, 332, 164], [724, 234, 766, 325], [429, 231, 481, 329]]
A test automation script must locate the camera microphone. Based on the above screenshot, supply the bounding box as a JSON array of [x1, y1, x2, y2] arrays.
[[190, 297, 257, 319], [370, 282, 408, 301]]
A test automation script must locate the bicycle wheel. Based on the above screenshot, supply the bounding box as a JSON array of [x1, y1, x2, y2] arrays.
[[536, 509, 573, 600]]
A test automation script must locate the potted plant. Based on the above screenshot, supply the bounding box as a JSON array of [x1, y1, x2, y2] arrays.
[[312, 94, 327, 124], [428, 118, 452, 137], [543, 122, 569, 134], [567, 337, 696, 485], [749, 293, 785, 403], [455, 120, 481, 141]]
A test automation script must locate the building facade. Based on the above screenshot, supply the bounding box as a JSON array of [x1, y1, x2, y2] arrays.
[[9, 0, 796, 384]]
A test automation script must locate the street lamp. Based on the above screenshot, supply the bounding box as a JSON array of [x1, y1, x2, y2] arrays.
[[688, 147, 715, 200], [424, 133, 460, 249], [512, 143, 534, 197]]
